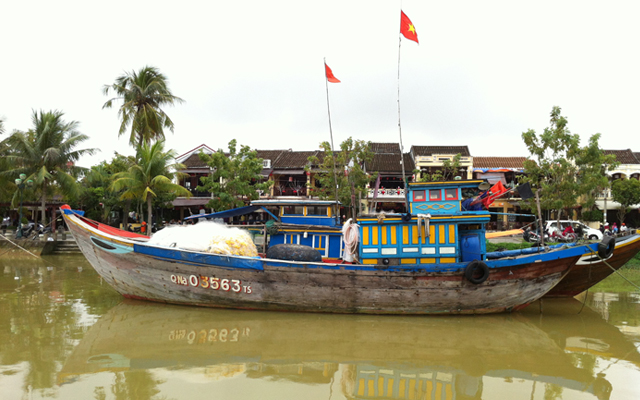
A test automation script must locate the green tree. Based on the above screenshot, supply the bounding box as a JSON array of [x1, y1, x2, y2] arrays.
[[0, 110, 96, 226], [611, 178, 640, 225], [520, 106, 615, 225], [102, 66, 184, 148], [308, 137, 375, 217], [111, 141, 191, 234], [198, 139, 272, 211]]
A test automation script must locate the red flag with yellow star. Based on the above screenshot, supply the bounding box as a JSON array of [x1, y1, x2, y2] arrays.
[[400, 10, 419, 43], [325, 63, 341, 83]]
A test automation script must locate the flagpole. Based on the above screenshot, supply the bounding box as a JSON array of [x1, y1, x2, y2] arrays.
[[324, 58, 341, 224], [397, 30, 410, 213]]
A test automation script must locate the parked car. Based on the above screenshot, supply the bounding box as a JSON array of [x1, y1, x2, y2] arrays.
[[545, 220, 602, 241]]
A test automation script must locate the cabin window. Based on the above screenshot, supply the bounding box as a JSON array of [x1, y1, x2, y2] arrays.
[[445, 188, 458, 200], [413, 190, 426, 202], [283, 206, 304, 215], [429, 190, 442, 201], [307, 206, 328, 216]]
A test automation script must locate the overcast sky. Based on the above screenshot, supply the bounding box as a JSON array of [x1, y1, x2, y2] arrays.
[[2, 1, 639, 168]]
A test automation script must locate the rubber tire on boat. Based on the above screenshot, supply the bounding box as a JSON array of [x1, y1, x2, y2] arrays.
[[597, 236, 615, 259], [402, 213, 412, 222], [266, 243, 322, 262], [464, 260, 490, 284]]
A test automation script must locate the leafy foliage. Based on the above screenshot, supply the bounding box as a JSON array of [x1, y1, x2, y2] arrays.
[[103, 66, 184, 147], [307, 137, 375, 214], [111, 141, 191, 233], [0, 110, 96, 225], [198, 139, 272, 211], [520, 106, 617, 220], [611, 178, 640, 225]]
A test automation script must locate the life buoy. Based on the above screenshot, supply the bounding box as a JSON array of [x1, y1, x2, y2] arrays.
[[465, 260, 490, 284], [597, 236, 615, 259]]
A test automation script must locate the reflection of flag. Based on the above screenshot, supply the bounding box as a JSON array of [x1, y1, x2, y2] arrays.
[[400, 11, 419, 43], [325, 63, 341, 83], [482, 181, 508, 208]]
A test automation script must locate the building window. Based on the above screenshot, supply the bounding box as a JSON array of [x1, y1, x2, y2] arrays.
[[263, 159, 271, 168], [429, 190, 442, 201]]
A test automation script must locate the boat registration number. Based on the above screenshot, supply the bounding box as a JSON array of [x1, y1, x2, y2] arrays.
[[170, 274, 252, 294]]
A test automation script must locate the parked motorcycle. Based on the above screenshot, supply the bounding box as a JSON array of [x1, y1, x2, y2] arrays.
[[522, 227, 548, 244], [548, 228, 577, 243]]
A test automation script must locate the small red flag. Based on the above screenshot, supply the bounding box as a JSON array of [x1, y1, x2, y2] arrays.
[[325, 63, 341, 83], [400, 10, 419, 43], [482, 181, 508, 208]]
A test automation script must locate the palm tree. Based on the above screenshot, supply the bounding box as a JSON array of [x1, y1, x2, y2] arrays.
[[1, 110, 96, 226], [102, 66, 184, 148], [111, 141, 191, 235]]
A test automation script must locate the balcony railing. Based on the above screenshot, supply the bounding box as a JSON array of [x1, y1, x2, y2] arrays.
[[368, 188, 405, 198]]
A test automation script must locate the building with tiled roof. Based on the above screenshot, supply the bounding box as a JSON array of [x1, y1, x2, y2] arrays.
[[410, 145, 473, 180]]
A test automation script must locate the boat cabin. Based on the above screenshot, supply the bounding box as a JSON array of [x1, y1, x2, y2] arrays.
[[358, 180, 490, 265], [251, 200, 344, 260]]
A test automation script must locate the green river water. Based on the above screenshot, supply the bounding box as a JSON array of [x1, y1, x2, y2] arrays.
[[0, 254, 639, 400]]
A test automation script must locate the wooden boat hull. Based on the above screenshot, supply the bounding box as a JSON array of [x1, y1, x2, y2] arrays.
[[63, 213, 595, 314], [545, 234, 640, 297]]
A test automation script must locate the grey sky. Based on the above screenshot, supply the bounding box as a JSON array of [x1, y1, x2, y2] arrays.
[[2, 1, 639, 168]]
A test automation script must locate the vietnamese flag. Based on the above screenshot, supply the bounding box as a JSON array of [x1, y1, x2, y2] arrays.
[[400, 10, 419, 43], [325, 63, 340, 83]]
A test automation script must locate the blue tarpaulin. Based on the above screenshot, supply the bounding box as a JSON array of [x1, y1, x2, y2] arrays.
[[183, 205, 261, 221]]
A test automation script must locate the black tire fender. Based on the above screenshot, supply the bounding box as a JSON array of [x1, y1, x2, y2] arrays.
[[465, 260, 490, 284], [597, 236, 615, 259]]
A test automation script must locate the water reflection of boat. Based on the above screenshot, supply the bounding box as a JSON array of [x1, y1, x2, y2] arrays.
[[546, 234, 640, 297], [58, 299, 635, 399]]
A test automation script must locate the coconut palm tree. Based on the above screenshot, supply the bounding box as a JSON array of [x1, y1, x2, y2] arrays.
[[111, 141, 191, 235], [1, 110, 96, 226], [102, 66, 184, 148]]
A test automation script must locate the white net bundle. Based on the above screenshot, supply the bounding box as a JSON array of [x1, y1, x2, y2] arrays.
[[147, 221, 258, 257]]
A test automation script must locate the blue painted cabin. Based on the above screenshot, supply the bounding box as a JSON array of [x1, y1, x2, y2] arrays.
[[251, 200, 345, 260], [358, 180, 490, 265]]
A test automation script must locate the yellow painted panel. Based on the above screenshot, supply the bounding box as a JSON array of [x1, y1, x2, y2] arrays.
[[439, 225, 445, 244], [435, 382, 442, 400], [372, 226, 379, 245], [391, 226, 397, 245], [368, 379, 375, 396], [445, 383, 453, 400], [440, 257, 456, 263], [399, 379, 406, 398], [403, 226, 409, 244], [449, 225, 455, 244], [429, 225, 435, 244], [387, 378, 395, 397], [382, 226, 387, 245], [401, 258, 417, 264], [362, 259, 378, 265], [409, 379, 416, 400], [426, 381, 433, 400], [420, 258, 436, 264], [378, 377, 384, 396], [412, 226, 418, 244], [363, 227, 370, 245], [358, 378, 365, 396]]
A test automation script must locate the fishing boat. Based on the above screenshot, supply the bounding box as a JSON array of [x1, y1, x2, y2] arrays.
[[61, 179, 607, 314], [545, 233, 640, 297]]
